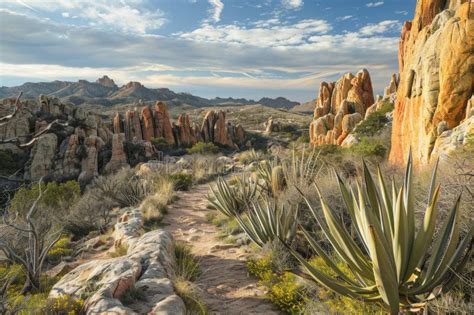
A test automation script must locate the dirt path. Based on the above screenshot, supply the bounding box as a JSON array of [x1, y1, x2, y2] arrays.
[[163, 182, 280, 315]]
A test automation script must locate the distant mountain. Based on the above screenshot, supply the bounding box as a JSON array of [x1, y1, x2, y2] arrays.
[[291, 99, 315, 113], [257, 97, 298, 110], [0, 76, 298, 109]]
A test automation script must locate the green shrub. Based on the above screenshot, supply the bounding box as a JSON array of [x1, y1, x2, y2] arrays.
[[353, 102, 393, 138], [119, 286, 146, 305], [37, 295, 85, 315], [0, 150, 25, 176], [9, 181, 80, 215], [316, 144, 342, 156], [295, 133, 310, 144], [46, 236, 73, 264], [269, 273, 306, 314], [247, 256, 306, 314], [187, 142, 219, 155], [109, 244, 128, 258], [168, 173, 193, 191], [309, 256, 384, 314], [151, 137, 174, 151], [174, 242, 201, 282], [348, 138, 387, 158]]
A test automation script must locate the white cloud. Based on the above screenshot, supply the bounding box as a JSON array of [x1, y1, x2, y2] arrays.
[[359, 20, 401, 36], [366, 2, 384, 8], [178, 19, 332, 47], [395, 10, 408, 15], [207, 0, 224, 23], [5, 0, 166, 34], [281, 0, 304, 10]]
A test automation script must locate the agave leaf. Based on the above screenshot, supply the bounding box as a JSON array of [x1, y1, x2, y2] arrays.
[[422, 195, 461, 285], [367, 225, 400, 314], [363, 160, 381, 222], [300, 227, 364, 287], [377, 165, 395, 243], [404, 185, 440, 282], [402, 151, 416, 266], [393, 187, 409, 282]]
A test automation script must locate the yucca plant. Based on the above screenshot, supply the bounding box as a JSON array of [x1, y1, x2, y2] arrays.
[[286, 155, 473, 314], [208, 174, 258, 217], [235, 198, 298, 248], [281, 146, 320, 190]]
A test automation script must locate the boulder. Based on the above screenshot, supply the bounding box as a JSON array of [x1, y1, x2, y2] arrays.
[[384, 73, 399, 97], [78, 136, 104, 185], [113, 113, 122, 134], [346, 69, 375, 116]]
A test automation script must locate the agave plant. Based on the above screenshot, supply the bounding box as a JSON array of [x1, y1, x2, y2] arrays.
[[235, 198, 298, 248], [286, 155, 473, 314], [207, 174, 258, 217]]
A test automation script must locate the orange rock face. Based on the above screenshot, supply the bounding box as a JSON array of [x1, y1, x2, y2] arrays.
[[389, 1, 474, 165], [141, 106, 155, 141], [310, 69, 376, 146], [154, 101, 175, 145]]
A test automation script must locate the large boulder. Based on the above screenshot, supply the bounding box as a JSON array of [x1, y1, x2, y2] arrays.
[[390, 1, 473, 165]]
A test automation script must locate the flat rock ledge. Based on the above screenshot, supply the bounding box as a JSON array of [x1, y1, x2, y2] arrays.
[[49, 208, 185, 314]]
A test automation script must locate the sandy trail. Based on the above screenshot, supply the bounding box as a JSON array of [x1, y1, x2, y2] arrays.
[[163, 182, 280, 315]]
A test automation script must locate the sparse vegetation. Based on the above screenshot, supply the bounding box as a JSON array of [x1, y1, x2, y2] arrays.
[[187, 141, 219, 155]]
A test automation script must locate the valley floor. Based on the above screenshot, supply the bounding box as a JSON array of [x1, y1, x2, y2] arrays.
[[163, 183, 280, 314]]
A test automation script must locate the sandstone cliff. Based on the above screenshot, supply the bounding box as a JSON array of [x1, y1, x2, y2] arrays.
[[389, 0, 473, 164]]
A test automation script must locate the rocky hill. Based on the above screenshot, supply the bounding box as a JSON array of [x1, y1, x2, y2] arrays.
[[0, 76, 298, 109], [390, 0, 473, 165]]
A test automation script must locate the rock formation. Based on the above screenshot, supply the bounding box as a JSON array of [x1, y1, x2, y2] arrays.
[[310, 69, 382, 146], [154, 101, 175, 145], [50, 208, 185, 314], [104, 134, 128, 174], [265, 117, 280, 134], [389, 0, 473, 165], [27, 133, 58, 181], [141, 106, 155, 141], [112, 105, 245, 151]]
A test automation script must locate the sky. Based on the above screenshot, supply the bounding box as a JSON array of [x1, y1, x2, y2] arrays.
[[0, 0, 415, 102]]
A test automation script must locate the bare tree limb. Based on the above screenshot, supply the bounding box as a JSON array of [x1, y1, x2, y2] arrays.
[[0, 92, 22, 123], [0, 119, 68, 148]]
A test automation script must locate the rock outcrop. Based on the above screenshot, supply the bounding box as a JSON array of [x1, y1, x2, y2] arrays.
[[310, 69, 382, 146], [50, 207, 185, 314], [154, 102, 176, 145], [27, 133, 58, 181], [112, 106, 245, 150], [104, 134, 128, 174], [389, 0, 473, 165]]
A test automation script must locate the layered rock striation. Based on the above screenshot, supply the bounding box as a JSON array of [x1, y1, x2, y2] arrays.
[[389, 0, 473, 164]]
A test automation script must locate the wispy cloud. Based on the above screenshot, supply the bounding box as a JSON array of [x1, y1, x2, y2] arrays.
[[178, 19, 332, 47], [6, 0, 166, 34], [366, 1, 384, 8], [337, 15, 353, 21], [207, 0, 224, 23]]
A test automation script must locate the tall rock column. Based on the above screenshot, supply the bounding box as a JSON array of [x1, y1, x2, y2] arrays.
[[389, 0, 473, 165], [141, 106, 155, 141], [153, 101, 175, 145]]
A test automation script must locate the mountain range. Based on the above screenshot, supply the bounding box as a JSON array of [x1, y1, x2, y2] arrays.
[[0, 75, 299, 110]]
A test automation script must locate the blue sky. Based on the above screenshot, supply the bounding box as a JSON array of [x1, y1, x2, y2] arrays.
[[0, 0, 415, 102]]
